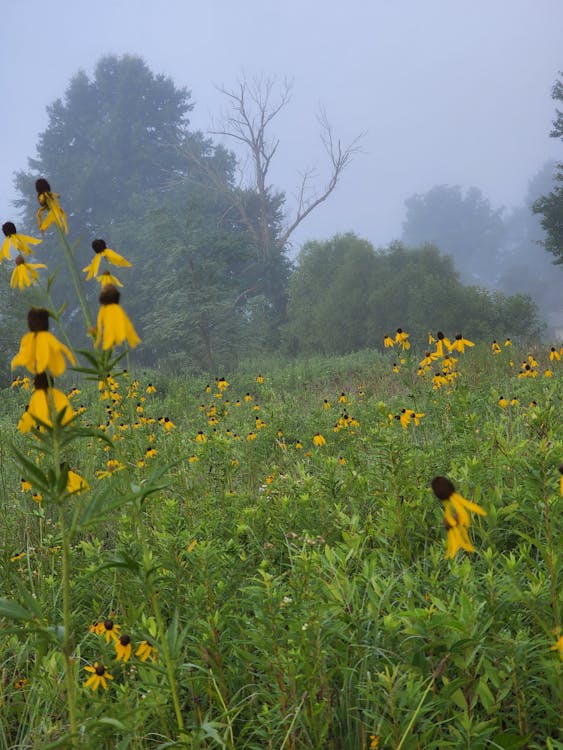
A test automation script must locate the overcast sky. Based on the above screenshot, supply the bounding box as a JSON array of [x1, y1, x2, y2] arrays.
[[1, 0, 561, 252]]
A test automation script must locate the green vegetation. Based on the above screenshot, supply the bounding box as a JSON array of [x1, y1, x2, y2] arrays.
[[1, 333, 561, 747]]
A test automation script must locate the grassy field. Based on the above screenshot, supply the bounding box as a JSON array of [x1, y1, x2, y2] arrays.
[[0, 338, 561, 749]]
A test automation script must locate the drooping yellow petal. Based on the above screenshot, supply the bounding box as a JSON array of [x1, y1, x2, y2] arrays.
[[102, 248, 131, 268], [83, 254, 102, 280], [453, 492, 487, 516]]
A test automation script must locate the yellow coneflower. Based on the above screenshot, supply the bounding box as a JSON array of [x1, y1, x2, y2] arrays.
[[115, 634, 132, 662], [244, 392, 253, 402], [431, 476, 486, 559], [10, 255, 47, 289], [491, 340, 502, 354], [95, 618, 121, 644], [136, 640, 157, 662], [195, 431, 207, 443], [216, 377, 229, 391], [435, 331, 451, 357], [392, 362, 400, 373], [12, 308, 75, 376], [95, 284, 140, 350], [247, 431, 257, 441], [1, 222, 41, 260], [146, 383, 157, 394], [188, 454, 199, 463], [313, 433, 326, 446], [10, 552, 27, 562], [323, 399, 331, 409], [428, 332, 436, 345], [84, 663, 114, 691], [383, 334, 394, 348], [449, 333, 474, 354], [35, 178, 68, 233], [83, 239, 131, 280], [18, 373, 74, 434], [295, 440, 303, 450], [21, 478, 33, 492], [504, 338, 512, 347], [256, 374, 264, 383], [559, 464, 563, 497], [498, 396, 507, 409], [94, 269, 123, 287], [395, 328, 410, 350], [66, 469, 89, 495]]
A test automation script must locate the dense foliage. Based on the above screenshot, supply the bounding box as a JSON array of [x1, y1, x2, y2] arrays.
[[1, 341, 561, 748], [533, 72, 563, 264], [283, 235, 540, 355]]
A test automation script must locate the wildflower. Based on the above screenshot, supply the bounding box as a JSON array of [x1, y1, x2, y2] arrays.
[[383, 334, 394, 348], [216, 377, 229, 391], [338, 456, 347, 465], [96, 618, 121, 643], [370, 737, 380, 749], [161, 416, 175, 431], [295, 440, 303, 450], [21, 478, 33, 492], [435, 331, 451, 357], [195, 431, 207, 443], [244, 392, 253, 402], [94, 269, 123, 287], [504, 338, 512, 347], [431, 371, 448, 390], [449, 333, 474, 354], [491, 340, 501, 354], [10, 255, 47, 289], [12, 308, 75, 376], [67, 469, 89, 495], [544, 369, 553, 378], [560, 464, 563, 497], [427, 332, 436, 344], [10, 551, 26, 562], [95, 459, 125, 479], [339, 392, 347, 404], [323, 399, 331, 409], [247, 431, 257, 441], [313, 433, 326, 446], [32, 492, 42, 503], [136, 640, 157, 662], [35, 178, 68, 233], [146, 383, 157, 394], [188, 454, 199, 463], [498, 396, 507, 409], [18, 373, 74, 433], [145, 446, 158, 459], [431, 476, 486, 559], [83, 239, 131, 280], [549, 346, 560, 361], [395, 328, 410, 349], [115, 634, 132, 662], [14, 678, 29, 690], [392, 362, 400, 373], [95, 284, 140, 350], [256, 374, 264, 383], [1, 222, 41, 260], [84, 663, 114, 691]]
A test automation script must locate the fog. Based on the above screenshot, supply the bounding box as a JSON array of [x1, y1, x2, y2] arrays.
[[2, 1, 562, 338]]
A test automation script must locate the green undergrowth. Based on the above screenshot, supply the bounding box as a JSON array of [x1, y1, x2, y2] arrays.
[[1, 345, 561, 749]]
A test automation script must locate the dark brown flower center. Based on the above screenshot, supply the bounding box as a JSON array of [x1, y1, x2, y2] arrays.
[[28, 308, 50, 332], [431, 476, 455, 501], [92, 239, 107, 254], [2, 221, 16, 236]]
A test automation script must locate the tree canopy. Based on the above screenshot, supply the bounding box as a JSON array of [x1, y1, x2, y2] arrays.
[[532, 73, 563, 264], [283, 234, 539, 355]]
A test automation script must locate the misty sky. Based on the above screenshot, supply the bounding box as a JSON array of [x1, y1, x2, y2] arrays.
[[1, 0, 561, 252]]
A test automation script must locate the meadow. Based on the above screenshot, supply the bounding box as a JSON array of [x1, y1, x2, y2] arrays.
[[0, 188, 561, 749]]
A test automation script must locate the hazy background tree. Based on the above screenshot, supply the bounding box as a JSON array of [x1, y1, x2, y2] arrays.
[[533, 72, 563, 265], [402, 184, 506, 285]]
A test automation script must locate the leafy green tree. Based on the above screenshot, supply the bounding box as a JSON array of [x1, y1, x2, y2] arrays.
[[533, 73, 563, 264], [284, 236, 539, 355], [14, 55, 195, 236], [402, 185, 505, 285]]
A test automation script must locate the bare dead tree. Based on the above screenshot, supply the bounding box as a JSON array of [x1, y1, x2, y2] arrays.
[[185, 74, 363, 263]]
